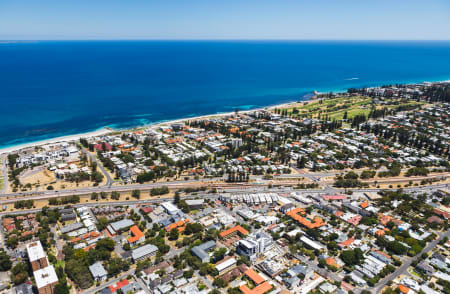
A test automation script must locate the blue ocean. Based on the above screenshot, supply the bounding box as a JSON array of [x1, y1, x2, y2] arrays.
[[1, 41, 450, 149]]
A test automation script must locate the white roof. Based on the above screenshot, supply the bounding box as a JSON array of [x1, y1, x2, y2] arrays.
[[185, 199, 205, 206], [161, 202, 179, 214], [89, 262, 108, 278], [215, 257, 236, 272], [300, 236, 325, 250], [26, 241, 46, 262], [33, 265, 58, 289]]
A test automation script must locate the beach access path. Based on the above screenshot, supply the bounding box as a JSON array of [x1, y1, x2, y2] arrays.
[[0, 154, 7, 194]]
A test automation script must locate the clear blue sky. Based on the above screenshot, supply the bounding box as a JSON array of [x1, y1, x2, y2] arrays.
[[1, 0, 449, 40]]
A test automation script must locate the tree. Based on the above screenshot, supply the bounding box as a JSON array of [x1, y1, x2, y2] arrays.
[[54, 283, 70, 294], [6, 236, 19, 249], [174, 191, 181, 204], [64, 259, 94, 289], [107, 258, 130, 276], [11, 262, 29, 285], [150, 186, 169, 196], [91, 171, 104, 183], [213, 277, 228, 288], [0, 250, 12, 271], [169, 228, 179, 241], [340, 248, 363, 266], [90, 192, 98, 200], [132, 190, 141, 199], [386, 241, 407, 255], [96, 238, 115, 251], [183, 270, 194, 279], [213, 248, 227, 262], [111, 191, 120, 200], [97, 217, 109, 231]]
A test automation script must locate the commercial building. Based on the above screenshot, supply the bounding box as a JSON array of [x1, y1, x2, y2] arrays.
[[215, 257, 237, 275], [236, 231, 274, 261], [185, 199, 205, 210], [60, 222, 83, 234], [191, 241, 216, 263], [160, 202, 180, 215], [286, 207, 326, 229], [165, 218, 190, 232], [219, 225, 249, 240], [108, 219, 135, 235], [240, 269, 272, 294], [131, 244, 158, 262], [300, 236, 326, 251], [127, 225, 145, 246]]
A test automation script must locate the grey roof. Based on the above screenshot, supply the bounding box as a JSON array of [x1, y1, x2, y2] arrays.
[[185, 199, 204, 206], [289, 264, 313, 276], [191, 241, 216, 262], [60, 222, 83, 234], [121, 283, 135, 294], [417, 260, 435, 273], [110, 219, 134, 232], [132, 244, 158, 260], [61, 213, 77, 221], [59, 208, 74, 214], [159, 218, 172, 227], [280, 203, 295, 210], [89, 262, 108, 278], [100, 288, 112, 294], [285, 276, 300, 288], [15, 283, 33, 294]]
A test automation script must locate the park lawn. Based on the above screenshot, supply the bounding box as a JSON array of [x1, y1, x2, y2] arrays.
[[278, 96, 427, 120], [284, 96, 371, 119]]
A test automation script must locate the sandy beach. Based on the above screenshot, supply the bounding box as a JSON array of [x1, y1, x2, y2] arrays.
[[0, 97, 315, 156], [2, 77, 447, 156], [0, 127, 113, 155]]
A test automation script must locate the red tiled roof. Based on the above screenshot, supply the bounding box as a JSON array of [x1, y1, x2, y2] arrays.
[[240, 282, 272, 294], [244, 269, 265, 285], [286, 207, 326, 229], [219, 225, 249, 238], [322, 195, 346, 201], [338, 238, 354, 248], [140, 207, 153, 214], [128, 225, 144, 244], [109, 279, 129, 293]]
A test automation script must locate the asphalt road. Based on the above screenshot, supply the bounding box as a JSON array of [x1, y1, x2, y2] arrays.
[[81, 147, 114, 187], [0, 178, 447, 207], [81, 268, 135, 294]]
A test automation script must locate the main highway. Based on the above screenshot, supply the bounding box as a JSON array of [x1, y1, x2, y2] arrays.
[[0, 173, 447, 205]]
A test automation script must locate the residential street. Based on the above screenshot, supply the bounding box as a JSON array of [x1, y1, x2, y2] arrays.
[[81, 269, 135, 294], [368, 229, 450, 294], [80, 147, 114, 187]]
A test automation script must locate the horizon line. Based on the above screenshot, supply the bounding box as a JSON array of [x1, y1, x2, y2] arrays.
[[1, 39, 450, 42]]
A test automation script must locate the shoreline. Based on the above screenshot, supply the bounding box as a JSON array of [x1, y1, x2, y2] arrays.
[[1, 78, 449, 155], [0, 128, 113, 155], [0, 97, 307, 155]]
